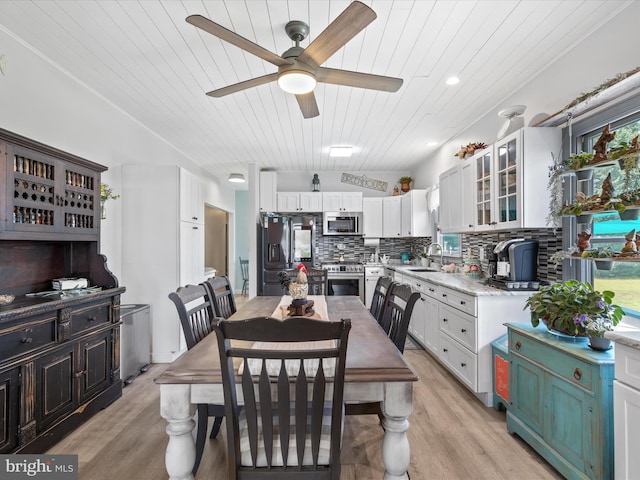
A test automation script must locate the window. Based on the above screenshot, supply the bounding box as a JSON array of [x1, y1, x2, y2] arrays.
[[578, 114, 640, 321]]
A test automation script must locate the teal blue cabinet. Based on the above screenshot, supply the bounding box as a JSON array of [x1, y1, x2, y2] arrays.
[[506, 323, 614, 480]]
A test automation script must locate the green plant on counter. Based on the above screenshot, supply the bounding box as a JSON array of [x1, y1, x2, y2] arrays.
[[524, 280, 624, 336]]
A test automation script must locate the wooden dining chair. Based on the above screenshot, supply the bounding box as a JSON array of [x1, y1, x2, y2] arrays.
[[203, 275, 237, 318], [212, 316, 351, 480], [168, 283, 225, 475], [369, 276, 395, 326], [380, 282, 421, 353], [239, 257, 249, 296], [282, 267, 328, 295]]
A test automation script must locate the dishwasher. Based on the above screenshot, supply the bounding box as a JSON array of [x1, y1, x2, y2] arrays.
[[120, 304, 151, 385], [364, 265, 385, 309]]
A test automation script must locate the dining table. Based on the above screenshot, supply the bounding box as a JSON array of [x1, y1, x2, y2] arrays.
[[156, 295, 419, 479]]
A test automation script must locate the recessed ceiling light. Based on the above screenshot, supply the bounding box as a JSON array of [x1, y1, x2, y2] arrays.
[[329, 146, 353, 158], [446, 76, 460, 86], [228, 173, 246, 183], [427, 141, 438, 147]]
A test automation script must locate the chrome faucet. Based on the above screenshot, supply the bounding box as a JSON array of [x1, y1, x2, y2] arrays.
[[428, 243, 444, 265]]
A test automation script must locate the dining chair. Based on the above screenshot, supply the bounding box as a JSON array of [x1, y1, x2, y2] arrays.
[[239, 257, 249, 296], [282, 267, 328, 295], [203, 275, 237, 318], [369, 276, 396, 326], [212, 316, 351, 480], [168, 283, 225, 475], [380, 282, 421, 353]]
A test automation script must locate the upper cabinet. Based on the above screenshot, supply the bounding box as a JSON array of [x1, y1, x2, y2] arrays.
[[382, 196, 402, 237], [259, 171, 277, 213], [179, 168, 204, 225], [401, 189, 431, 237], [322, 192, 362, 212], [439, 165, 461, 233], [277, 192, 322, 212], [440, 127, 561, 233], [1, 130, 104, 241], [362, 197, 383, 238]]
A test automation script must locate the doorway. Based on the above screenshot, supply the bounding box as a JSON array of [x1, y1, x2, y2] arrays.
[[205, 206, 228, 277]]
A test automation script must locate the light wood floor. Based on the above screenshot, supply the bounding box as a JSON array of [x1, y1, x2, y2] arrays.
[[48, 295, 563, 479]]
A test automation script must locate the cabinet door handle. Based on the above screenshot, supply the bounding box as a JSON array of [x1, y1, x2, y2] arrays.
[[442, 318, 448, 322], [75, 370, 87, 378], [461, 363, 466, 367], [443, 348, 448, 353], [461, 328, 467, 333], [420, 298, 426, 302], [442, 293, 447, 298], [460, 300, 466, 305], [192, 226, 198, 230], [87, 316, 97, 322], [515, 340, 521, 351], [573, 368, 582, 381], [20, 337, 33, 344]]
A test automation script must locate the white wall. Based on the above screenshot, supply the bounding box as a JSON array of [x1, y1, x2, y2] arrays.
[[412, 2, 640, 187], [0, 27, 235, 301]]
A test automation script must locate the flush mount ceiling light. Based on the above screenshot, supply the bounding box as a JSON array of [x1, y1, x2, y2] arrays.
[[329, 146, 353, 158], [427, 141, 438, 147], [446, 76, 460, 86], [228, 173, 246, 183]]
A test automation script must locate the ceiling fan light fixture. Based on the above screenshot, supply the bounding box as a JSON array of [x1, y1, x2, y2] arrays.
[[228, 173, 246, 183], [277, 70, 317, 95]]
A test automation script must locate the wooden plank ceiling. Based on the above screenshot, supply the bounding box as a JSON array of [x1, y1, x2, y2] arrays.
[[0, 0, 631, 184]]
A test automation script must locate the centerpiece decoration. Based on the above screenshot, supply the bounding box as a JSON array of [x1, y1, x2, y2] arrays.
[[100, 183, 120, 220], [398, 176, 413, 193], [524, 280, 624, 343], [277, 264, 315, 316]]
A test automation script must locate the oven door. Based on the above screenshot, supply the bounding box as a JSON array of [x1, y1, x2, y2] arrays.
[[327, 274, 364, 303]]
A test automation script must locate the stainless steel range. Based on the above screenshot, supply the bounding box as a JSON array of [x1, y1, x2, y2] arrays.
[[321, 262, 365, 303]]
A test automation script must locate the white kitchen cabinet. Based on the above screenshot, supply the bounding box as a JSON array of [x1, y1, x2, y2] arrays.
[[382, 196, 402, 237], [122, 165, 205, 363], [438, 165, 461, 233], [614, 342, 640, 479], [472, 147, 494, 230], [460, 156, 476, 232], [400, 189, 431, 237], [259, 171, 277, 212], [277, 192, 322, 212], [179, 168, 204, 224], [322, 192, 363, 212], [484, 127, 560, 231], [362, 197, 383, 238]]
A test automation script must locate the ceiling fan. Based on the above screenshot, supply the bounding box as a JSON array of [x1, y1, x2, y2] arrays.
[[186, 1, 403, 119]]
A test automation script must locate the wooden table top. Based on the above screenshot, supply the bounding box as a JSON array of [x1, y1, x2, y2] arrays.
[[156, 296, 418, 385]]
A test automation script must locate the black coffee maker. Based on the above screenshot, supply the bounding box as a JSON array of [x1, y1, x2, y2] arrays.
[[488, 239, 539, 290]]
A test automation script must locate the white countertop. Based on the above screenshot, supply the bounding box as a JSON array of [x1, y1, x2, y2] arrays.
[[605, 329, 640, 349], [385, 264, 533, 297]]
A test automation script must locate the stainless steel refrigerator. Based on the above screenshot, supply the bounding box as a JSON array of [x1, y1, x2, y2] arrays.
[[258, 214, 315, 295]]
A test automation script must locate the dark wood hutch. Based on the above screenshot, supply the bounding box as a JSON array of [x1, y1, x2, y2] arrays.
[[0, 128, 124, 453]]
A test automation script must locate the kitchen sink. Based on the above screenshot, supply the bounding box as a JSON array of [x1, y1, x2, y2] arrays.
[[407, 268, 438, 273]]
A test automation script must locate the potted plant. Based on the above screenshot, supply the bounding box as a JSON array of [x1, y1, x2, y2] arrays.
[[420, 251, 429, 267], [399, 176, 413, 193], [100, 183, 120, 219], [580, 317, 616, 350], [524, 280, 624, 338]]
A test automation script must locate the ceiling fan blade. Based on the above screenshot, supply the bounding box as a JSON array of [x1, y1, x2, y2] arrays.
[[206, 73, 278, 97], [295, 92, 320, 118], [296, 1, 376, 69], [316, 67, 403, 92], [186, 14, 291, 67]]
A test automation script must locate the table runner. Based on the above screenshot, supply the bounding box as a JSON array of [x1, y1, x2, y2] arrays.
[[241, 295, 336, 377]]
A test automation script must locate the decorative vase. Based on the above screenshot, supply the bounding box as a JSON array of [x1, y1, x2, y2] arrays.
[[588, 335, 612, 351], [100, 199, 107, 220], [400, 181, 411, 193], [420, 257, 429, 267]]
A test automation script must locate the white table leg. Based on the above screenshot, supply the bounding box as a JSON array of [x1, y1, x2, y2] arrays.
[[160, 384, 196, 480], [381, 382, 413, 480]]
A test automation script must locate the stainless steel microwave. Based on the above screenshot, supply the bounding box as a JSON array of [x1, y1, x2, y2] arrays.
[[323, 212, 362, 235]]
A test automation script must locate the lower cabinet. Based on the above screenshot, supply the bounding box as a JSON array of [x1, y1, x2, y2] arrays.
[[613, 342, 640, 479], [0, 291, 123, 453], [506, 323, 614, 480]]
